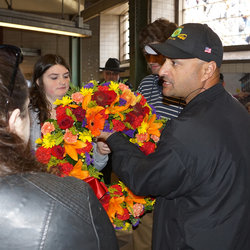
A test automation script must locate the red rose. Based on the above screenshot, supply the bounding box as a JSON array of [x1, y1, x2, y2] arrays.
[[72, 107, 86, 122], [112, 119, 126, 132], [58, 162, 74, 177], [139, 94, 147, 106], [132, 103, 145, 116], [35, 146, 51, 164], [125, 112, 143, 129], [110, 184, 123, 196], [92, 90, 117, 106], [51, 145, 65, 160], [98, 85, 109, 91], [140, 141, 156, 155], [76, 142, 93, 154], [142, 106, 150, 116], [117, 208, 130, 221], [56, 106, 68, 119], [57, 114, 74, 129]]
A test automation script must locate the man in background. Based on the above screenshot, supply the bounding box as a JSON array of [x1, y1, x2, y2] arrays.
[[100, 57, 132, 89]]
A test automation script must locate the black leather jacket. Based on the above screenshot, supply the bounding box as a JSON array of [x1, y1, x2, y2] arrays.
[[0, 172, 118, 250]]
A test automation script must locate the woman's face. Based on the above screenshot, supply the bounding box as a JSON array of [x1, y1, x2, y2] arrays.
[[41, 64, 70, 103]]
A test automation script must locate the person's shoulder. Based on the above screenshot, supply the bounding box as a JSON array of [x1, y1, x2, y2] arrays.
[[138, 74, 158, 90], [140, 74, 158, 83]]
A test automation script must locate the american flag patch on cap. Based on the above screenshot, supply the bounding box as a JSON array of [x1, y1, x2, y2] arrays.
[[204, 47, 212, 53]]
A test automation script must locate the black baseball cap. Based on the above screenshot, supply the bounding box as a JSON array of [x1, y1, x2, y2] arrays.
[[145, 23, 223, 67]]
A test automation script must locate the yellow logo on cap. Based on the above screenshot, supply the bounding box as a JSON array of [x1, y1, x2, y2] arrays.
[[170, 26, 187, 41]]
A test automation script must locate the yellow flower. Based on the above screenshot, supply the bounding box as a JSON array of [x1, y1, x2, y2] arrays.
[[79, 130, 93, 143], [42, 133, 56, 148], [35, 138, 42, 145], [122, 222, 131, 231], [80, 87, 93, 96], [109, 81, 120, 92], [138, 121, 148, 134], [54, 96, 72, 106]]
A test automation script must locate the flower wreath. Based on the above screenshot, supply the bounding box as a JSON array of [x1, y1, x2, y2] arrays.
[[35, 80, 167, 230]]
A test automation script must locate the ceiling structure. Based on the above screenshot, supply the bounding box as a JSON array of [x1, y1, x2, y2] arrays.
[[0, 0, 85, 15]]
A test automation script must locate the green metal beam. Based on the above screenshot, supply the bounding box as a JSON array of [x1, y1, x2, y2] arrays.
[[129, 0, 150, 90], [70, 37, 82, 87]]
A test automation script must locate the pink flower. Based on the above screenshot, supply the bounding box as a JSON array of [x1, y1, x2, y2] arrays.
[[136, 133, 148, 143], [41, 122, 55, 135], [72, 92, 84, 104], [150, 134, 160, 143], [119, 83, 129, 91], [132, 203, 144, 217], [63, 129, 78, 144]]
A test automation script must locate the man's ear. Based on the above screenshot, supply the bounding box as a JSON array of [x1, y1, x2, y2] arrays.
[[8, 108, 21, 133], [36, 79, 39, 86], [201, 61, 217, 82]]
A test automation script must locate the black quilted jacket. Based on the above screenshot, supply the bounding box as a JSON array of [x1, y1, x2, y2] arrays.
[[0, 173, 118, 250], [107, 83, 250, 250]]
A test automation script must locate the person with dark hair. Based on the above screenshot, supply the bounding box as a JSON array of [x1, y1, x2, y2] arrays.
[[29, 54, 109, 170], [98, 23, 250, 249], [0, 45, 118, 250], [138, 18, 185, 120]]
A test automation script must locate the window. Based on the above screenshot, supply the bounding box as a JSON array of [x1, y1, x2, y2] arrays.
[[120, 10, 129, 62], [180, 0, 250, 62]]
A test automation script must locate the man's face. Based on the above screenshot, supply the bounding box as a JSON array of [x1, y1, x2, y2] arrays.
[[104, 70, 120, 82], [158, 57, 206, 103]]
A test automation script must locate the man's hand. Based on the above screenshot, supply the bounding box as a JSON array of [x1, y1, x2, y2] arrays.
[[96, 140, 111, 155]]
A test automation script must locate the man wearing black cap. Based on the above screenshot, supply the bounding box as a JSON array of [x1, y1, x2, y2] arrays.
[[98, 23, 250, 249]]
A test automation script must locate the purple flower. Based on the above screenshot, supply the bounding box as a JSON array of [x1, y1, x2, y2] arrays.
[[123, 129, 135, 138], [132, 219, 140, 227], [103, 120, 114, 133], [149, 104, 157, 115], [119, 98, 127, 106], [84, 82, 94, 88], [102, 82, 110, 87], [82, 119, 87, 128], [85, 152, 93, 165]]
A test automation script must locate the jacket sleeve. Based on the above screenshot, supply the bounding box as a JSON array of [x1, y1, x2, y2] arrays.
[[92, 142, 109, 171], [106, 130, 195, 198]]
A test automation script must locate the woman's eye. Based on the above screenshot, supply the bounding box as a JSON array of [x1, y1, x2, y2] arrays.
[[51, 77, 58, 80]]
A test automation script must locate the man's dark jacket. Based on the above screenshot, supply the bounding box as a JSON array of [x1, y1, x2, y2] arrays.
[[107, 83, 250, 250], [0, 173, 118, 250]]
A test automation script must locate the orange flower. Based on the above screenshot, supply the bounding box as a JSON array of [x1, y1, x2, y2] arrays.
[[82, 93, 92, 110], [86, 107, 106, 137], [64, 140, 87, 161], [107, 196, 125, 222], [69, 159, 89, 180], [144, 114, 163, 138]]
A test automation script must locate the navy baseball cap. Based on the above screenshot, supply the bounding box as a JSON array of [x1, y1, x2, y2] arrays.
[[145, 23, 223, 67]]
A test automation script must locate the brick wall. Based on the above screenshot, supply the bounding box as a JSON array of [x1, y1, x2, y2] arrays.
[[151, 0, 175, 22]]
